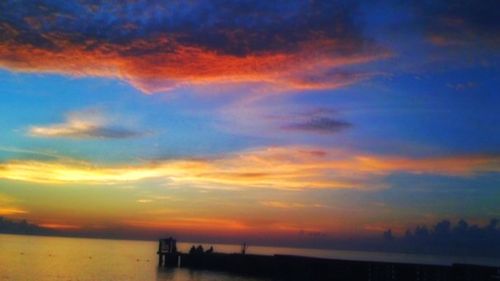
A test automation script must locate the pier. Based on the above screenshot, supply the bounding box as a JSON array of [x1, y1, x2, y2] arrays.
[[157, 238, 500, 281]]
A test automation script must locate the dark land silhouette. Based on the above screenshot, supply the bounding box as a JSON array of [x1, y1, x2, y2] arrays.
[[381, 219, 500, 257], [0, 217, 55, 236]]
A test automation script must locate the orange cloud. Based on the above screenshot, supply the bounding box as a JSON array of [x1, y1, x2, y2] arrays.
[[0, 146, 498, 190], [38, 223, 81, 230], [124, 217, 249, 233], [122, 216, 330, 238]]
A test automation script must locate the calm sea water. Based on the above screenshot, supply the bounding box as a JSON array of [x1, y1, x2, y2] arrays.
[[1, 234, 499, 281]]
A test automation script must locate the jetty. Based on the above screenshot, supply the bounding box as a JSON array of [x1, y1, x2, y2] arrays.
[[157, 238, 500, 281]]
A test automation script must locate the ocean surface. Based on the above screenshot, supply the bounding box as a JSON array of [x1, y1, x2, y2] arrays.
[[1, 234, 499, 281]]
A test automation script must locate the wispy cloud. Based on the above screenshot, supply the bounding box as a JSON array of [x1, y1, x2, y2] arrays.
[[0, 146, 62, 160], [28, 109, 145, 140], [0, 146, 498, 190], [260, 201, 328, 209], [447, 81, 477, 91]]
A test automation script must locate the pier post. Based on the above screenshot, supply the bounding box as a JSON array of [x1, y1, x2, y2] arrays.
[[158, 254, 164, 266]]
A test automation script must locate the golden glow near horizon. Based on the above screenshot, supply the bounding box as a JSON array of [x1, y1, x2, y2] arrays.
[[1, 146, 498, 238]]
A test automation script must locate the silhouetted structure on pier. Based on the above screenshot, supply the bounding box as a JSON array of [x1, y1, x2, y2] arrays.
[[157, 237, 178, 267], [157, 238, 500, 281]]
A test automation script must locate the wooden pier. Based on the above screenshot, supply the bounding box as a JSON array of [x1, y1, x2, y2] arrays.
[[157, 238, 500, 281]]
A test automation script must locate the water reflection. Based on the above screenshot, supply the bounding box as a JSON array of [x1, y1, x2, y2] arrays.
[[1, 234, 499, 281], [157, 267, 270, 281]]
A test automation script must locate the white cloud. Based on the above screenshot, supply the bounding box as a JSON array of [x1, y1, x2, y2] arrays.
[[28, 109, 144, 139]]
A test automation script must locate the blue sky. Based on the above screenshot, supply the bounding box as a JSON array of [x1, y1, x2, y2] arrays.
[[0, 0, 498, 243]]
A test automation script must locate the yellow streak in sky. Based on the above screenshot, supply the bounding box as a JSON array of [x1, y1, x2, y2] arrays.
[[0, 147, 498, 190], [0, 208, 28, 215]]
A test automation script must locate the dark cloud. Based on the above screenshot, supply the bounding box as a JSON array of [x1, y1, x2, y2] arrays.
[[0, 217, 56, 236], [30, 124, 144, 139], [411, 0, 500, 48], [272, 107, 352, 134], [74, 125, 143, 139], [283, 117, 352, 134], [1, 0, 367, 55]]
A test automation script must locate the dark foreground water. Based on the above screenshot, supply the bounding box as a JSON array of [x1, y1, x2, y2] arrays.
[[1, 234, 499, 281]]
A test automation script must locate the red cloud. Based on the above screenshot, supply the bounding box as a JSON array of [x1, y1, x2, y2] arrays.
[[0, 1, 390, 93], [0, 35, 388, 93]]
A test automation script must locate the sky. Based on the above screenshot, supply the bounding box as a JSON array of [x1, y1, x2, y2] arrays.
[[0, 0, 499, 246]]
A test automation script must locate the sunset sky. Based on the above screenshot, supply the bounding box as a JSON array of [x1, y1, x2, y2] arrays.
[[0, 0, 499, 245]]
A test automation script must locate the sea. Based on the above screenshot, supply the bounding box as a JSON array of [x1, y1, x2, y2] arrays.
[[1, 234, 499, 281]]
